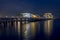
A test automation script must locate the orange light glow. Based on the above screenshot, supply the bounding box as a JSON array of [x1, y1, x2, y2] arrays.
[[32, 15, 37, 18]]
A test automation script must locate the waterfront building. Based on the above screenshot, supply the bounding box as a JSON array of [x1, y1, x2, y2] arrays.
[[17, 13, 40, 18]]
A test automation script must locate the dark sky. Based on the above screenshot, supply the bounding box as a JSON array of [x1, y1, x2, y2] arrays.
[[0, 0, 60, 17]]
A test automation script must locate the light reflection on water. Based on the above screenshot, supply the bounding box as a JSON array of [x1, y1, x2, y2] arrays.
[[22, 21, 31, 40], [44, 20, 53, 36], [17, 21, 20, 35], [0, 20, 54, 40]]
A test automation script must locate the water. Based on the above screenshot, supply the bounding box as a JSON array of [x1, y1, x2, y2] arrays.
[[0, 19, 60, 40]]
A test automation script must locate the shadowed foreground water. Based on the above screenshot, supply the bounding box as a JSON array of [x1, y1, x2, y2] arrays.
[[0, 19, 60, 40]]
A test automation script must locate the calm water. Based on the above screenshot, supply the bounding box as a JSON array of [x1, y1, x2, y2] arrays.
[[0, 19, 60, 40]]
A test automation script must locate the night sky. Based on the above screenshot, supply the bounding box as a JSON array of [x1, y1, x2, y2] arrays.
[[0, 0, 60, 17]]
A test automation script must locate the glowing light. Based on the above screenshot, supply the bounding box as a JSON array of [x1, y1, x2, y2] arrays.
[[18, 21, 20, 35], [5, 16, 8, 18], [22, 22, 31, 39], [11, 16, 15, 18], [19, 13, 31, 18], [44, 13, 53, 37], [14, 21, 16, 31], [31, 22, 36, 37], [43, 13, 53, 18], [44, 20, 53, 36], [32, 15, 37, 18]]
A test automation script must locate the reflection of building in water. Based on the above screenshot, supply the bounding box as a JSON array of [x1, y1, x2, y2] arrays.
[[22, 21, 32, 40], [17, 21, 20, 35], [13, 18, 20, 35], [43, 13, 53, 36], [17, 13, 40, 18], [22, 21, 38, 40], [44, 20, 53, 36], [30, 22, 37, 37]]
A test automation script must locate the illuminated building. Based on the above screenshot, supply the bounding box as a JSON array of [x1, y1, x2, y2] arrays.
[[17, 13, 40, 18], [17, 13, 32, 18], [43, 13, 53, 18], [43, 13, 53, 37]]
